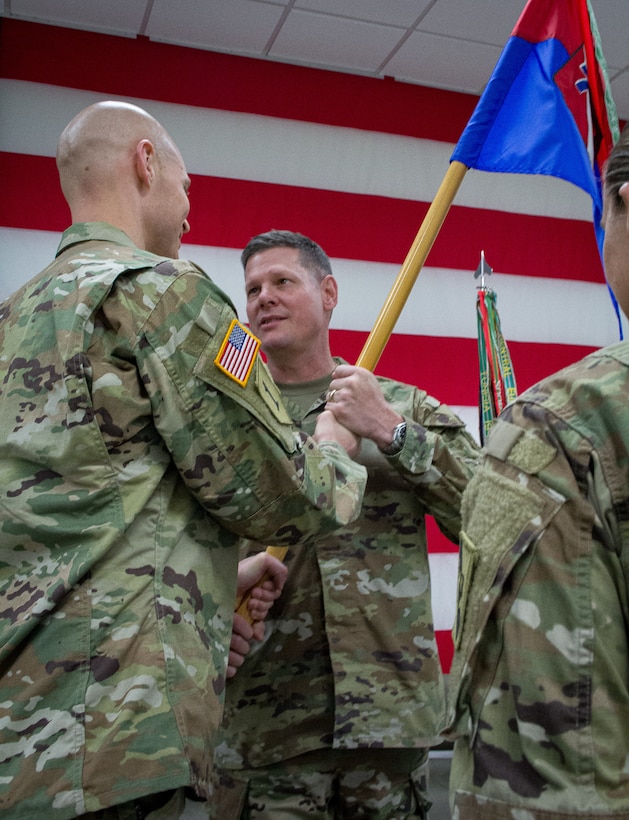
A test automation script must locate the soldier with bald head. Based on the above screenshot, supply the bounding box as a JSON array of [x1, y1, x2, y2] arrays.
[[0, 101, 367, 819], [56, 101, 191, 259]]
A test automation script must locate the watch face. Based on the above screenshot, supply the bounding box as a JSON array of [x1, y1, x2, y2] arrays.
[[394, 422, 406, 448], [383, 421, 406, 455]]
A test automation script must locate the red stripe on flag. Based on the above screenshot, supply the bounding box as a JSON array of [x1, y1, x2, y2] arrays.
[[0, 19, 476, 143], [0, 154, 71, 233], [329, 329, 597, 407], [0, 152, 603, 283]]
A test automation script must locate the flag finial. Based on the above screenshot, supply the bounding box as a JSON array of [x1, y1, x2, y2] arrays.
[[474, 250, 493, 291]]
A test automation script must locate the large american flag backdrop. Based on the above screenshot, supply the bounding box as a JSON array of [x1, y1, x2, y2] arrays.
[[1, 19, 626, 671]]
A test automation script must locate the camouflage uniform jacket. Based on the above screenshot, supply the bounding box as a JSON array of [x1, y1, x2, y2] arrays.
[[0, 224, 367, 820], [215, 363, 479, 769], [447, 341, 629, 818]]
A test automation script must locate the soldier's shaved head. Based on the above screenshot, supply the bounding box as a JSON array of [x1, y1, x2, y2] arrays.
[[56, 101, 175, 204], [55, 100, 191, 257]]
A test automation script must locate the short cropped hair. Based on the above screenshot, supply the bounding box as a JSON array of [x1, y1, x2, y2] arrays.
[[241, 230, 333, 282], [605, 122, 629, 211]]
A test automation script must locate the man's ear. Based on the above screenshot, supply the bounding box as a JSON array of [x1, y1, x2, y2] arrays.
[[321, 274, 338, 312], [615, 182, 629, 238], [135, 139, 155, 188]]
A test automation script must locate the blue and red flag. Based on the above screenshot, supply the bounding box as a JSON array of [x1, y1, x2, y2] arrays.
[[452, 0, 620, 325]]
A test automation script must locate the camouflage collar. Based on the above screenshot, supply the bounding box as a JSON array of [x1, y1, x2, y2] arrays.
[[56, 222, 137, 257]]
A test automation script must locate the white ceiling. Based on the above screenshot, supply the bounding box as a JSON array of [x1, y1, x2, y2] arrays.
[[3, 0, 629, 121]]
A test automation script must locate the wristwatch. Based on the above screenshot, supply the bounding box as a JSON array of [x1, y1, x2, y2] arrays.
[[380, 420, 407, 456]]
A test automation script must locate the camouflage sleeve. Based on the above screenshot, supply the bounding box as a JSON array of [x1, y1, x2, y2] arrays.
[[446, 407, 568, 737], [122, 264, 367, 544], [390, 387, 479, 543], [447, 391, 629, 812]]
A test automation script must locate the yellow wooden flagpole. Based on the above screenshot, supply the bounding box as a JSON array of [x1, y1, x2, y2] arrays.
[[236, 160, 468, 623], [355, 161, 468, 370]]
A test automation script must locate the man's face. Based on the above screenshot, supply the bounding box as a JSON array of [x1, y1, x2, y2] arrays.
[[145, 141, 191, 258], [602, 185, 629, 318], [244, 246, 336, 355]]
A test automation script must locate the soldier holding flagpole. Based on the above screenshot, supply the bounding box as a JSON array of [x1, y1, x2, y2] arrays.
[[212, 230, 479, 819]]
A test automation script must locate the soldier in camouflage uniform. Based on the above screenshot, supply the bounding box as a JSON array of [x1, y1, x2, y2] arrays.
[[446, 123, 629, 817], [0, 103, 368, 820], [211, 231, 479, 818]]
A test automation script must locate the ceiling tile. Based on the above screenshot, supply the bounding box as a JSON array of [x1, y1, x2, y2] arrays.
[[386, 31, 503, 94], [294, 0, 433, 27], [269, 9, 405, 72], [418, 0, 528, 45], [146, 0, 285, 52]]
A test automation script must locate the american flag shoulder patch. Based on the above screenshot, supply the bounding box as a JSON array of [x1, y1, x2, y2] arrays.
[[214, 318, 261, 386]]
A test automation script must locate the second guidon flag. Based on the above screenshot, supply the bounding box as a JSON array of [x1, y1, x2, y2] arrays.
[[474, 254, 518, 445], [452, 0, 621, 328]]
